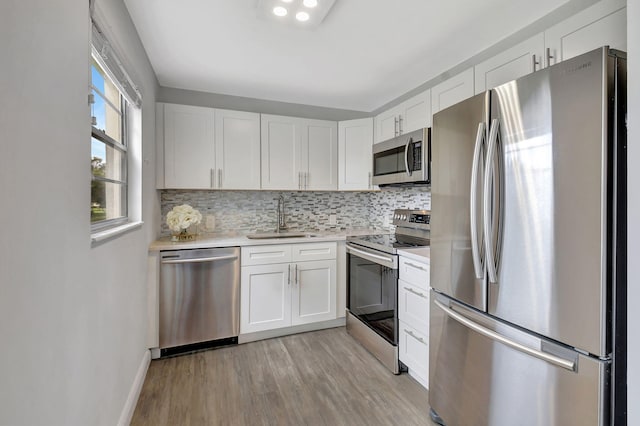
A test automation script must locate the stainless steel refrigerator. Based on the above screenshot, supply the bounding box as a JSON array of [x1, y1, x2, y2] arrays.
[[429, 47, 627, 426]]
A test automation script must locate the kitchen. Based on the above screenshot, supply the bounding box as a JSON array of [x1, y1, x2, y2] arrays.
[[0, 0, 638, 425]]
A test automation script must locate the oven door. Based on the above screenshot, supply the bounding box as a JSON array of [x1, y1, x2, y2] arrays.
[[346, 243, 399, 344]]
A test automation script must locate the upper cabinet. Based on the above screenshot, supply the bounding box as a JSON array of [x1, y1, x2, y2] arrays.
[[338, 117, 375, 191], [162, 103, 215, 189], [474, 34, 545, 94], [431, 68, 474, 115], [159, 103, 260, 190], [261, 114, 338, 191], [375, 89, 431, 143], [215, 109, 261, 190], [545, 0, 626, 66]]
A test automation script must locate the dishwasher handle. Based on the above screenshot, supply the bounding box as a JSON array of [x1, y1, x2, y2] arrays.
[[161, 254, 239, 264]]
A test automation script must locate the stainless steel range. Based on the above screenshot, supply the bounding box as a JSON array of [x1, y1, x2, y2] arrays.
[[346, 209, 430, 374]]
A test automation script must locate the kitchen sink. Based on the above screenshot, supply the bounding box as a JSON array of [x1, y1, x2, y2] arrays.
[[246, 232, 318, 239]]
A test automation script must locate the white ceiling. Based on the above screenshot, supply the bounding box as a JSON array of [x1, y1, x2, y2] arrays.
[[124, 0, 572, 112]]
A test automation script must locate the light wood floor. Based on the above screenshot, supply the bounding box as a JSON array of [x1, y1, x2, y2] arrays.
[[132, 327, 437, 426]]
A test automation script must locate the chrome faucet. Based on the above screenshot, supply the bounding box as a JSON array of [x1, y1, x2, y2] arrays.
[[277, 194, 287, 232]]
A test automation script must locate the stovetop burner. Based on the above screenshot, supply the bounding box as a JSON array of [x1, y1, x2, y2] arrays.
[[347, 209, 430, 254]]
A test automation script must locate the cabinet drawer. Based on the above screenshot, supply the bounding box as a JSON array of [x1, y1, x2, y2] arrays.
[[242, 245, 292, 266], [399, 256, 430, 290], [398, 279, 430, 336], [399, 320, 429, 389], [291, 242, 337, 262]]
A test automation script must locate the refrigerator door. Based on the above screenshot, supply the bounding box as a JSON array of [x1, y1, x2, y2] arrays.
[[430, 292, 610, 426], [431, 92, 489, 311], [487, 47, 612, 357]]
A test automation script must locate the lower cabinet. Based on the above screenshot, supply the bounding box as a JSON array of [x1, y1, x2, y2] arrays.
[[398, 253, 430, 389], [241, 243, 337, 334]]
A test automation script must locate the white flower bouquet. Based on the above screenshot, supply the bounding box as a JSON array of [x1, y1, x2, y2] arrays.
[[166, 204, 202, 241]]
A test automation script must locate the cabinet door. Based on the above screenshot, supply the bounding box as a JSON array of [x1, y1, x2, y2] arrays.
[[261, 114, 302, 190], [338, 118, 374, 190], [401, 89, 432, 132], [302, 119, 338, 191], [240, 263, 292, 333], [375, 105, 401, 143], [474, 33, 545, 94], [215, 109, 261, 190], [163, 103, 215, 189], [291, 260, 337, 326], [545, 0, 626, 66], [399, 320, 429, 389], [431, 68, 475, 115], [398, 279, 430, 336]]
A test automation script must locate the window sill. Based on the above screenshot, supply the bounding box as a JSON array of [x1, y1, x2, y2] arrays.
[[91, 221, 143, 246]]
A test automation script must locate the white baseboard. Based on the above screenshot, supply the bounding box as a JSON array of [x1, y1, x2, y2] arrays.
[[118, 349, 151, 426], [238, 317, 346, 344]]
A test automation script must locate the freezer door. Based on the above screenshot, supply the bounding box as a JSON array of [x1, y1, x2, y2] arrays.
[[429, 292, 610, 426], [487, 47, 614, 357], [431, 92, 489, 311]]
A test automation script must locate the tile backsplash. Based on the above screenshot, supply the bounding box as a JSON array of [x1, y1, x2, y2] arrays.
[[160, 187, 431, 235]]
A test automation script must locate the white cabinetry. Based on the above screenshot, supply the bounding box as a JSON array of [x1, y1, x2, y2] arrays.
[[215, 109, 261, 190], [474, 34, 545, 94], [545, 0, 626, 66], [431, 68, 475, 115], [338, 117, 375, 190], [162, 103, 215, 189], [397, 253, 430, 389], [261, 115, 337, 190], [375, 90, 431, 143], [241, 242, 337, 334], [159, 103, 260, 189]]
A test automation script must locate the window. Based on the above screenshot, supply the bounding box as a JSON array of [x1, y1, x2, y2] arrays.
[[90, 20, 142, 237], [90, 58, 128, 229]]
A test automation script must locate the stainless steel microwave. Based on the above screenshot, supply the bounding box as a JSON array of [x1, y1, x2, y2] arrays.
[[372, 128, 431, 186]]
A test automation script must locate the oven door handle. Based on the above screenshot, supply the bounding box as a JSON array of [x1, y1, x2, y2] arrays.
[[347, 244, 398, 269]]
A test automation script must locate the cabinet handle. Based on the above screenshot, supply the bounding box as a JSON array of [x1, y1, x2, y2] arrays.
[[394, 117, 399, 136], [304, 172, 308, 190], [403, 286, 427, 299], [546, 47, 554, 67], [368, 172, 372, 189], [295, 264, 299, 286], [405, 329, 426, 344], [298, 172, 302, 190], [405, 261, 427, 272], [398, 115, 403, 134], [218, 169, 222, 188], [288, 264, 291, 286], [210, 168, 215, 188], [532, 54, 540, 71]]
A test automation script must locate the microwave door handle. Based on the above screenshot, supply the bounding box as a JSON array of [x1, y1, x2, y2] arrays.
[[470, 122, 485, 279], [404, 137, 412, 176]]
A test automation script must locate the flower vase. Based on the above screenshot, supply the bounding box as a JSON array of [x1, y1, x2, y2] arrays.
[[171, 227, 197, 242]]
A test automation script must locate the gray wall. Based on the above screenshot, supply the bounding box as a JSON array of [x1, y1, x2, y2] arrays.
[[158, 86, 370, 121], [0, 0, 158, 424]]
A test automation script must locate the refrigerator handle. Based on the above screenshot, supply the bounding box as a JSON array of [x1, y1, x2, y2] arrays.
[[484, 119, 500, 284], [470, 122, 485, 279], [434, 299, 576, 371]]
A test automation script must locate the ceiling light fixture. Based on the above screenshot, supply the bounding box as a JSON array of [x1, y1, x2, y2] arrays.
[[303, 0, 318, 7], [273, 6, 288, 16], [295, 11, 310, 21]]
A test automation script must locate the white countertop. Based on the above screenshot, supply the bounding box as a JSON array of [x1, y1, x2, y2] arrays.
[[149, 228, 390, 251], [397, 246, 430, 263]]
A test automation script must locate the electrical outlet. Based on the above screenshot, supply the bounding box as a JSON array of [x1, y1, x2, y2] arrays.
[[206, 215, 215, 231], [329, 214, 337, 225]]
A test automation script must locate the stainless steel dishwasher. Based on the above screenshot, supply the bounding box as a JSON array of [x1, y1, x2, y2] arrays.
[[159, 247, 240, 356]]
